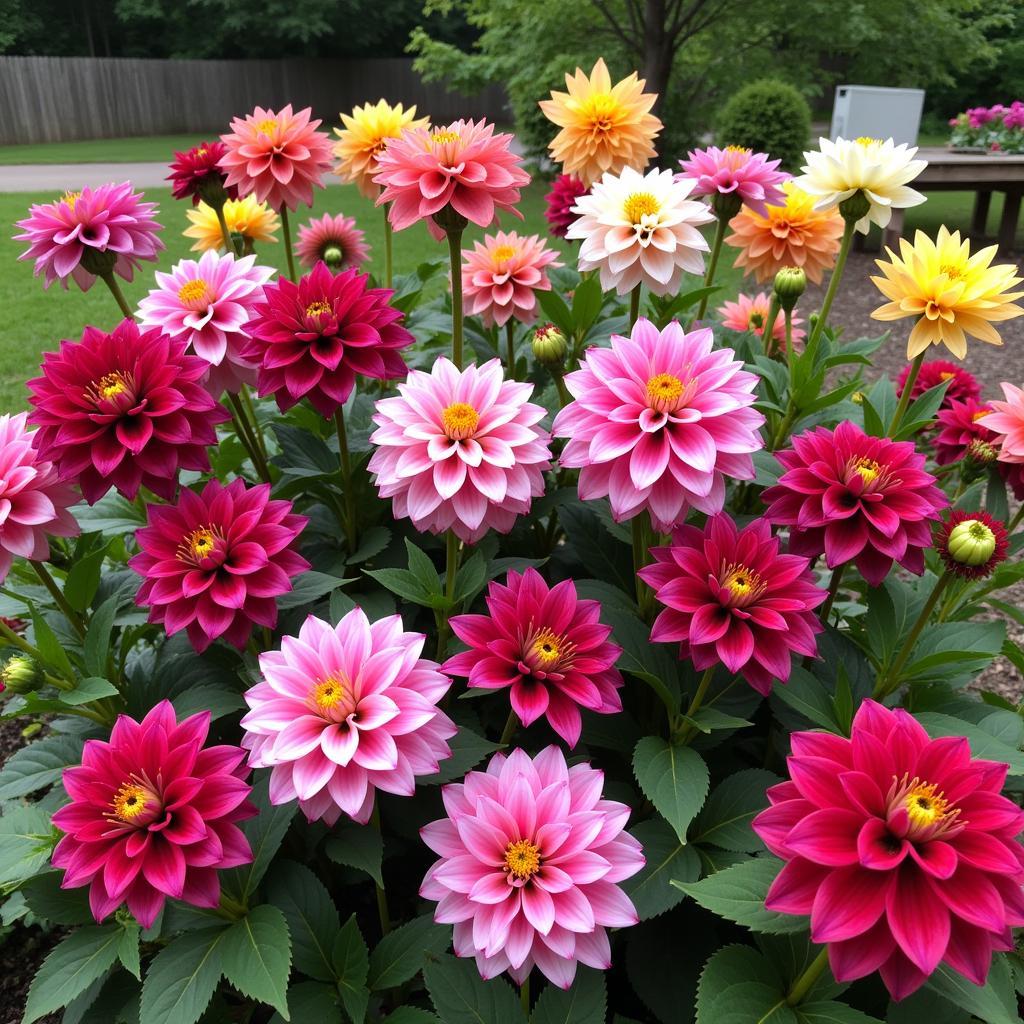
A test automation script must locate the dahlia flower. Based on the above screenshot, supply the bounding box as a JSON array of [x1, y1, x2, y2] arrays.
[[244, 262, 412, 417], [795, 136, 926, 233], [374, 120, 530, 238], [871, 227, 1024, 359], [935, 399, 996, 466], [184, 196, 279, 253], [167, 141, 237, 206], [544, 174, 587, 239], [219, 104, 334, 211], [241, 609, 456, 825], [137, 250, 273, 396], [897, 359, 980, 407], [462, 231, 561, 327], [27, 319, 228, 504], [726, 181, 844, 285], [718, 291, 805, 349], [639, 515, 825, 694], [566, 166, 715, 296], [754, 699, 1024, 1000], [979, 382, 1024, 465], [369, 358, 551, 543], [762, 421, 947, 586], [0, 413, 79, 584], [333, 99, 429, 199], [420, 746, 644, 988], [678, 145, 788, 217], [15, 182, 164, 291], [443, 568, 623, 746], [936, 509, 1008, 580], [539, 58, 662, 187], [553, 318, 764, 532], [52, 701, 255, 928], [128, 478, 309, 653], [295, 213, 370, 271]]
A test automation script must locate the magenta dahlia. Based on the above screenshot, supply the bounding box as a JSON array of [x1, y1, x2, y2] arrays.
[[544, 174, 587, 239], [639, 515, 825, 694], [241, 608, 456, 825], [678, 145, 789, 217], [420, 746, 645, 988], [167, 141, 237, 206], [443, 568, 623, 746], [897, 360, 980, 408], [51, 701, 255, 928], [27, 318, 228, 504], [243, 261, 412, 417], [935, 398, 996, 466], [552, 318, 764, 532], [754, 700, 1024, 1000], [762, 421, 947, 586], [128, 478, 309, 653], [15, 182, 164, 292], [295, 212, 370, 271]]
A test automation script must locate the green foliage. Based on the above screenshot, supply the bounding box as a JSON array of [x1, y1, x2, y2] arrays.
[[716, 78, 812, 171]]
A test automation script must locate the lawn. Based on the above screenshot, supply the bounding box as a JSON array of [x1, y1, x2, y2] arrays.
[[0, 134, 218, 165]]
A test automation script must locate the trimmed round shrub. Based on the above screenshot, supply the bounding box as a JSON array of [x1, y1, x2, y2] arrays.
[[716, 78, 811, 171]]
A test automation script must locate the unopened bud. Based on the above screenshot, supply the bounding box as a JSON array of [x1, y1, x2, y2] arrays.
[[947, 519, 997, 566], [0, 655, 43, 695], [773, 266, 807, 312], [838, 190, 871, 224], [966, 439, 998, 465], [197, 177, 229, 209], [851, 391, 865, 404], [711, 191, 743, 221], [532, 323, 568, 367], [322, 245, 344, 269]]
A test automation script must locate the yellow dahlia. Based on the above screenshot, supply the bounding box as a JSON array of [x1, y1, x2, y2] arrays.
[[870, 226, 1024, 358], [539, 58, 662, 187], [183, 195, 279, 253], [334, 100, 429, 199], [726, 181, 845, 284]]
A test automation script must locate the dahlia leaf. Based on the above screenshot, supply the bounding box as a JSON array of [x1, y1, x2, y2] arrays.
[[621, 818, 700, 920], [22, 924, 122, 1023], [332, 913, 369, 1024], [368, 913, 452, 991], [270, 981, 342, 1024], [0, 803, 53, 887], [345, 525, 392, 565], [557, 504, 634, 593], [117, 922, 141, 980], [537, 290, 573, 336], [633, 737, 709, 843], [383, 1010, 441, 1024], [421, 727, 501, 786], [64, 542, 109, 612], [914, 712, 1024, 775], [325, 822, 384, 888], [29, 605, 74, 678], [691, 769, 781, 854], [695, 944, 790, 1024], [570, 274, 604, 338], [0, 733, 83, 799], [924, 956, 1019, 1024], [267, 860, 341, 983], [682, 708, 754, 735], [21, 871, 92, 926], [985, 466, 1010, 523], [139, 926, 227, 1024], [795, 1001, 883, 1023], [70, 493, 147, 536], [363, 568, 438, 609], [223, 775, 296, 901], [61, 677, 120, 705], [276, 571, 353, 610], [530, 965, 606, 1024], [423, 954, 524, 1024], [770, 667, 842, 733], [222, 904, 292, 1019], [891, 380, 950, 441], [902, 621, 1005, 682], [83, 593, 121, 678]]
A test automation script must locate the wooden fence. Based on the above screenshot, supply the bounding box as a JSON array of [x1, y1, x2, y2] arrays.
[[0, 56, 507, 145]]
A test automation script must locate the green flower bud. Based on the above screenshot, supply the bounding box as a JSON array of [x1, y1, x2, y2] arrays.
[[532, 323, 568, 367], [966, 439, 998, 465], [947, 519, 997, 566], [79, 247, 118, 278], [711, 191, 743, 221], [433, 205, 469, 235], [773, 266, 807, 312], [197, 177, 229, 209], [1, 655, 44, 695], [838, 190, 871, 224], [322, 245, 345, 269]]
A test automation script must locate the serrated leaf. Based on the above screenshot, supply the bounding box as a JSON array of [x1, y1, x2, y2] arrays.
[[62, 677, 119, 705], [223, 775, 295, 901], [31, 605, 74, 677], [924, 956, 1019, 1024], [118, 924, 141, 980], [530, 967, 605, 1023], [64, 545, 109, 612], [221, 904, 291, 1018], [621, 818, 700, 920], [324, 822, 384, 888], [140, 927, 227, 1024], [915, 713, 1024, 776], [21, 872, 92, 925], [798, 1002, 884, 1023], [276, 571, 352, 610], [384, 1010, 441, 1024], [270, 981, 342, 1024], [691, 769, 779, 853], [632, 737, 709, 843], [368, 913, 452, 991], [423, 955, 523, 1024], [84, 594, 120, 678], [333, 914, 369, 1024], [0, 733, 82, 799], [267, 861, 340, 983], [23, 925, 122, 1023], [346, 526, 392, 565], [696, 944, 788, 1024], [0, 803, 53, 887], [422, 727, 501, 785]]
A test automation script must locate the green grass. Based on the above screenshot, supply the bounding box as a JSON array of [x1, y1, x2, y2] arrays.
[[0, 135, 218, 165]]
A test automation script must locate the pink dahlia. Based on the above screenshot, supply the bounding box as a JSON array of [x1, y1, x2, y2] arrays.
[[443, 568, 623, 746], [935, 398, 995, 466], [544, 174, 587, 239], [137, 250, 273, 396], [295, 212, 370, 271], [763, 421, 947, 586], [979, 382, 1024, 465], [718, 291, 805, 349], [552, 318, 764, 532], [640, 515, 825, 694], [374, 120, 530, 239], [128, 478, 309, 653], [677, 145, 789, 217], [0, 413, 79, 584], [219, 105, 334, 212], [897, 360, 980, 407], [368, 358, 551, 543], [462, 231, 562, 328], [51, 700, 255, 928], [421, 746, 644, 988], [27, 319, 228, 504], [243, 261, 412, 417], [241, 608, 456, 825], [167, 141, 237, 206], [754, 699, 1024, 1000], [15, 182, 164, 292]]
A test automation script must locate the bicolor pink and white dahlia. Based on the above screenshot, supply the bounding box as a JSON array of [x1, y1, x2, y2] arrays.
[[241, 609, 456, 825], [462, 231, 561, 327], [718, 291, 805, 349], [678, 145, 789, 217]]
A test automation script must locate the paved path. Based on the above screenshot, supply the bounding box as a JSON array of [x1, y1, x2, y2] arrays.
[[0, 162, 170, 193]]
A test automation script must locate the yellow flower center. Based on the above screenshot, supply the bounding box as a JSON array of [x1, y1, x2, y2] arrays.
[[178, 526, 219, 563], [61, 190, 82, 210], [724, 144, 751, 155], [973, 407, 993, 422], [112, 782, 149, 822], [939, 371, 955, 381], [504, 839, 541, 880], [306, 300, 333, 318], [441, 402, 479, 440], [721, 562, 765, 602], [855, 136, 881, 146], [938, 261, 966, 282], [528, 627, 573, 669], [431, 130, 460, 146], [257, 118, 278, 135], [196, 147, 208, 157], [646, 372, 683, 407], [492, 245, 518, 263], [579, 93, 619, 132], [178, 278, 210, 304], [624, 191, 660, 224], [94, 371, 129, 401], [311, 674, 348, 713], [905, 781, 952, 829], [852, 457, 882, 486]]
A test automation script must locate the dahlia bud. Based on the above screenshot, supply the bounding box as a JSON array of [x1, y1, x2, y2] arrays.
[[948, 519, 997, 565], [197, 177, 229, 210], [433, 205, 470, 235], [79, 247, 118, 277], [322, 245, 344, 270], [773, 266, 806, 312], [532, 323, 568, 367], [937, 510, 1008, 579], [838, 190, 871, 224], [711, 192, 743, 221], [0, 655, 44, 695], [851, 391, 865, 405], [966, 439, 998, 466]]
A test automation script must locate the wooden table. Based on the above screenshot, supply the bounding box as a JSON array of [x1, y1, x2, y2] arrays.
[[882, 148, 1024, 252]]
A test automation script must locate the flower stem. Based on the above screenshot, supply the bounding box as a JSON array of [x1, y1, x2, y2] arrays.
[[874, 572, 952, 698], [1009, 504, 1024, 533], [520, 976, 530, 1017], [677, 666, 716, 743], [695, 215, 726, 323], [818, 563, 847, 624], [446, 228, 466, 368], [0, 618, 43, 660], [280, 206, 297, 282], [783, 309, 794, 360], [499, 708, 519, 747], [98, 270, 134, 321], [240, 385, 269, 463], [771, 402, 799, 451], [227, 392, 272, 483], [370, 804, 392, 936], [786, 947, 830, 1006], [334, 406, 359, 554], [31, 562, 85, 638], [888, 351, 924, 437], [763, 295, 782, 358], [804, 217, 856, 358], [382, 205, 394, 289], [628, 283, 642, 330], [553, 371, 572, 408], [214, 201, 242, 257], [631, 516, 654, 619], [505, 321, 517, 380], [435, 531, 461, 660]]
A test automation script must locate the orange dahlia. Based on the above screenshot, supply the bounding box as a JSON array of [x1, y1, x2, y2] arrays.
[[539, 58, 662, 187], [726, 181, 844, 285]]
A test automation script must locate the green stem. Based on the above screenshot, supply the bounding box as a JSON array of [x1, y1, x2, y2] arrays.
[[240, 385, 268, 462], [0, 618, 43, 660], [31, 562, 85, 638], [771, 402, 799, 451], [874, 573, 952, 698], [505, 321, 517, 380], [818, 563, 847, 624], [888, 351, 924, 437], [382, 205, 394, 289], [214, 202, 242, 256], [520, 976, 530, 1017], [280, 206, 297, 282], [370, 805, 392, 936], [227, 392, 271, 483], [218, 891, 247, 921], [804, 217, 856, 358], [677, 666, 716, 743], [446, 228, 465, 368], [553, 372, 572, 408], [1008, 504, 1024, 532], [435, 531, 461, 661], [762, 295, 781, 358], [783, 309, 794, 360], [334, 406, 358, 554], [99, 270, 134, 321], [631, 517, 654, 619], [695, 215, 726, 322], [499, 708, 519, 747], [628, 283, 642, 329], [786, 947, 830, 1006]]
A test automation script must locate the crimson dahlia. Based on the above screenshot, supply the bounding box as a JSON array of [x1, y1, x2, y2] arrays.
[[167, 141, 237, 206]]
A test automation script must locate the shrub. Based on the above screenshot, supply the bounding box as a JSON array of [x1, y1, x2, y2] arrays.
[[716, 77, 811, 170]]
